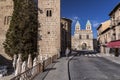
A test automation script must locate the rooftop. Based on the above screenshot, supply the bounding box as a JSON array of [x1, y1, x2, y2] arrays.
[[97, 20, 111, 32], [109, 2, 120, 16]]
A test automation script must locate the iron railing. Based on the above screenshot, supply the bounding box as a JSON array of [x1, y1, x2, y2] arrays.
[[11, 54, 58, 80]]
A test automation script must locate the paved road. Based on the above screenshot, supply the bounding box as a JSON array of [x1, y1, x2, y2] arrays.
[[34, 57, 69, 80], [69, 53, 120, 80]]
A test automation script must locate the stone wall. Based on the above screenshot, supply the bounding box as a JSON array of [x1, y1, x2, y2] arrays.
[[0, 0, 61, 59], [0, 0, 13, 59], [38, 0, 61, 56]]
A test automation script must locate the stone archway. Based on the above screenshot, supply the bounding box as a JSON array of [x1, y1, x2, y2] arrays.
[[82, 43, 87, 50]]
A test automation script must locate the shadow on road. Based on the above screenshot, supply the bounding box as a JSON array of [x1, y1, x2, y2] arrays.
[[67, 50, 99, 80], [0, 55, 14, 76]]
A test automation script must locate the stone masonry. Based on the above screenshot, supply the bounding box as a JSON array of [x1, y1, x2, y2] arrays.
[[0, 0, 61, 59], [0, 0, 13, 59], [38, 0, 61, 56]]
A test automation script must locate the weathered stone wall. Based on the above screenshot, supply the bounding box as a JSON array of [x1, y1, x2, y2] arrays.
[[38, 0, 61, 56], [0, 0, 61, 59], [0, 0, 13, 59]]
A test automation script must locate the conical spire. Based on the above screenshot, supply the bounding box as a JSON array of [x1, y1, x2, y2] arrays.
[[86, 20, 92, 30], [86, 20, 91, 26], [75, 21, 81, 30]]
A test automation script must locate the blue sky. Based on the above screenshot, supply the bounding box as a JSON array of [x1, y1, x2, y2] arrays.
[[61, 0, 120, 38]]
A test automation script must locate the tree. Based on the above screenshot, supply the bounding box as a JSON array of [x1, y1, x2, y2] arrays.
[[3, 0, 38, 60]]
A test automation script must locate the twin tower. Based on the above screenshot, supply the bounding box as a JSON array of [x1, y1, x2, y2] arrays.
[[75, 20, 92, 31], [72, 20, 94, 50]]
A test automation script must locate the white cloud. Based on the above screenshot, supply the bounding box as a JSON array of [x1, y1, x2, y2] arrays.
[[71, 16, 79, 23], [73, 16, 79, 20], [91, 20, 100, 28], [93, 22, 99, 27]]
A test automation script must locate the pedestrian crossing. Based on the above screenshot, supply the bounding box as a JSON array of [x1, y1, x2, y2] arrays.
[[77, 54, 102, 57]]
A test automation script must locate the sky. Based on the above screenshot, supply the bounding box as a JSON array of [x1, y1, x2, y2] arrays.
[[61, 0, 120, 38]]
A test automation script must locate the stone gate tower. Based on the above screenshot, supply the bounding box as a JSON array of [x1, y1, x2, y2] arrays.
[[72, 20, 93, 50], [38, 0, 61, 56]]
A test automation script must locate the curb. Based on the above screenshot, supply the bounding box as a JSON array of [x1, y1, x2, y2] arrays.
[[67, 53, 77, 80]]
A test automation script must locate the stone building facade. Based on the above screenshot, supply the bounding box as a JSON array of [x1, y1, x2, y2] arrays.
[[109, 3, 120, 41], [0, 0, 13, 59], [108, 3, 120, 56], [38, 0, 61, 56], [97, 3, 120, 56], [72, 20, 93, 50], [97, 20, 111, 53], [61, 18, 72, 56]]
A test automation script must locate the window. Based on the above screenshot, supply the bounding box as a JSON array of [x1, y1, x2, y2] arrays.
[[48, 31, 50, 34], [118, 33, 120, 39], [113, 15, 115, 19], [86, 35, 89, 39], [4, 16, 12, 25], [49, 10, 52, 16], [46, 10, 49, 17], [46, 10, 52, 17], [4, 16, 7, 25], [79, 35, 81, 39], [87, 26, 90, 29]]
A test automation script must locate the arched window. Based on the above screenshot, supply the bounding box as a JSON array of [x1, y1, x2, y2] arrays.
[[87, 27, 89, 29], [79, 35, 81, 39], [46, 10, 49, 17], [4, 16, 12, 25], [50, 10, 52, 16], [86, 35, 89, 39]]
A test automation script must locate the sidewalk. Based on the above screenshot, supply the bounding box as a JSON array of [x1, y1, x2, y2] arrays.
[[1, 74, 14, 80], [100, 53, 120, 64], [34, 57, 70, 80]]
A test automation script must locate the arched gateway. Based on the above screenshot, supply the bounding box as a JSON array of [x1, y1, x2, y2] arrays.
[[82, 43, 87, 50], [72, 20, 93, 50]]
